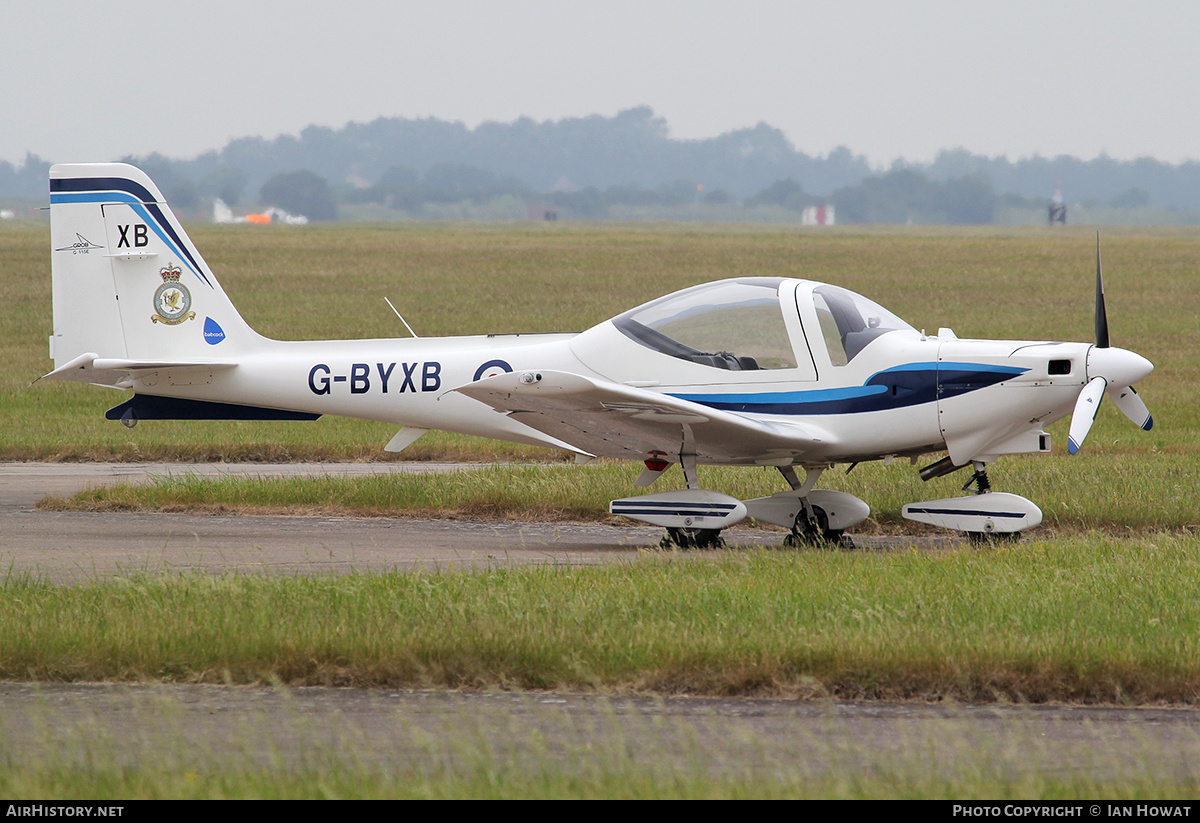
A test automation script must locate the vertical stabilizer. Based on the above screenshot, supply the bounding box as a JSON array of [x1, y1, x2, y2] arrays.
[[49, 163, 261, 371]]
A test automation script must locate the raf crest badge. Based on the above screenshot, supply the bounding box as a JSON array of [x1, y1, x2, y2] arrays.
[[151, 263, 196, 325]]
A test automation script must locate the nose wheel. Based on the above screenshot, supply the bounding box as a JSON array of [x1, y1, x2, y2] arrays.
[[966, 530, 1021, 545]]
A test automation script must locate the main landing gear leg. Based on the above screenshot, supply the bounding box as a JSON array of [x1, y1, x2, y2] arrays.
[[781, 466, 853, 548]]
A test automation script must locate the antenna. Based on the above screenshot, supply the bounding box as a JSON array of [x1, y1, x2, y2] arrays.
[[384, 297, 419, 338]]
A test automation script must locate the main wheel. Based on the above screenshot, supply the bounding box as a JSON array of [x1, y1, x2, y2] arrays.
[[661, 527, 724, 549], [784, 505, 849, 548]]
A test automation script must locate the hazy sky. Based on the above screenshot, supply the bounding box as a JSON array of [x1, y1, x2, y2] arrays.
[[4, 0, 1199, 167]]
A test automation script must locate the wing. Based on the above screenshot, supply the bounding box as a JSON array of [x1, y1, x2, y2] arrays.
[[453, 370, 835, 465]]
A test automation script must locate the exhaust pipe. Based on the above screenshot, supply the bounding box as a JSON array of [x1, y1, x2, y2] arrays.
[[919, 455, 967, 482]]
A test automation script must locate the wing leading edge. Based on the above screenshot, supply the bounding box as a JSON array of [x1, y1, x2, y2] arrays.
[[453, 370, 834, 465]]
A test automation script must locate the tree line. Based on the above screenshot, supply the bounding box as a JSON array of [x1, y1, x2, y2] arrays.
[[4, 107, 1198, 223]]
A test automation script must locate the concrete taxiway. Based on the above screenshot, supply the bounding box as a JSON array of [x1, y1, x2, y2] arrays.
[[5, 461, 907, 583], [4, 463, 1195, 791], [0, 462, 688, 583]]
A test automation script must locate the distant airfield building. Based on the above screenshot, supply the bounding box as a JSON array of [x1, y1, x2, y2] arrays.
[[801, 205, 835, 226]]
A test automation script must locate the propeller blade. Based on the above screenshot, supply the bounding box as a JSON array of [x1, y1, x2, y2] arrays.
[[1095, 233, 1110, 348], [1075, 239, 1154, 450], [1068, 376, 1107, 455], [1109, 384, 1154, 431]]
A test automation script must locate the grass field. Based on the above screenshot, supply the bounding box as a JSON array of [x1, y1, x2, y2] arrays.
[[5, 220, 1197, 463], [5, 684, 1198, 800], [9, 220, 1197, 531], [5, 538, 1200, 702], [37, 454, 1200, 533], [5, 220, 1200, 797]]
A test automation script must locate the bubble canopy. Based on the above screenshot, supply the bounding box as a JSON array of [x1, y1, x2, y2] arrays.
[[611, 278, 798, 371], [610, 277, 915, 372]]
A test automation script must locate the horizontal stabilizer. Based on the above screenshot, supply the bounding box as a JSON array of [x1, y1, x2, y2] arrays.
[[41, 352, 236, 388]]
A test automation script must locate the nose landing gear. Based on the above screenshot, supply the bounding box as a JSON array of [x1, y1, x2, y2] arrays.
[[904, 460, 1043, 539]]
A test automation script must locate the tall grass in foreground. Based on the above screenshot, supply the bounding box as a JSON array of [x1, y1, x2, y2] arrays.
[[5, 760, 1197, 801], [4, 688, 1197, 799], [5, 537, 1200, 702]]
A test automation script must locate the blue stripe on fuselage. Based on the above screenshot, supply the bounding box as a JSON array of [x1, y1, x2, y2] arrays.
[[669, 362, 1025, 415]]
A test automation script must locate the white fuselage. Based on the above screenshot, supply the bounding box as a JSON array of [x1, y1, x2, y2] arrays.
[[124, 323, 1092, 467]]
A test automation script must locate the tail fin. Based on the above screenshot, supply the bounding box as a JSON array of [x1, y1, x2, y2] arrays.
[[48, 163, 260, 380]]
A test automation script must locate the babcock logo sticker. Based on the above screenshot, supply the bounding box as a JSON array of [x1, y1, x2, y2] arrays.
[[203, 317, 226, 345]]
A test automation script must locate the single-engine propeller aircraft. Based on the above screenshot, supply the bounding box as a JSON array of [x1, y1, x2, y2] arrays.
[[42, 164, 1155, 546]]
